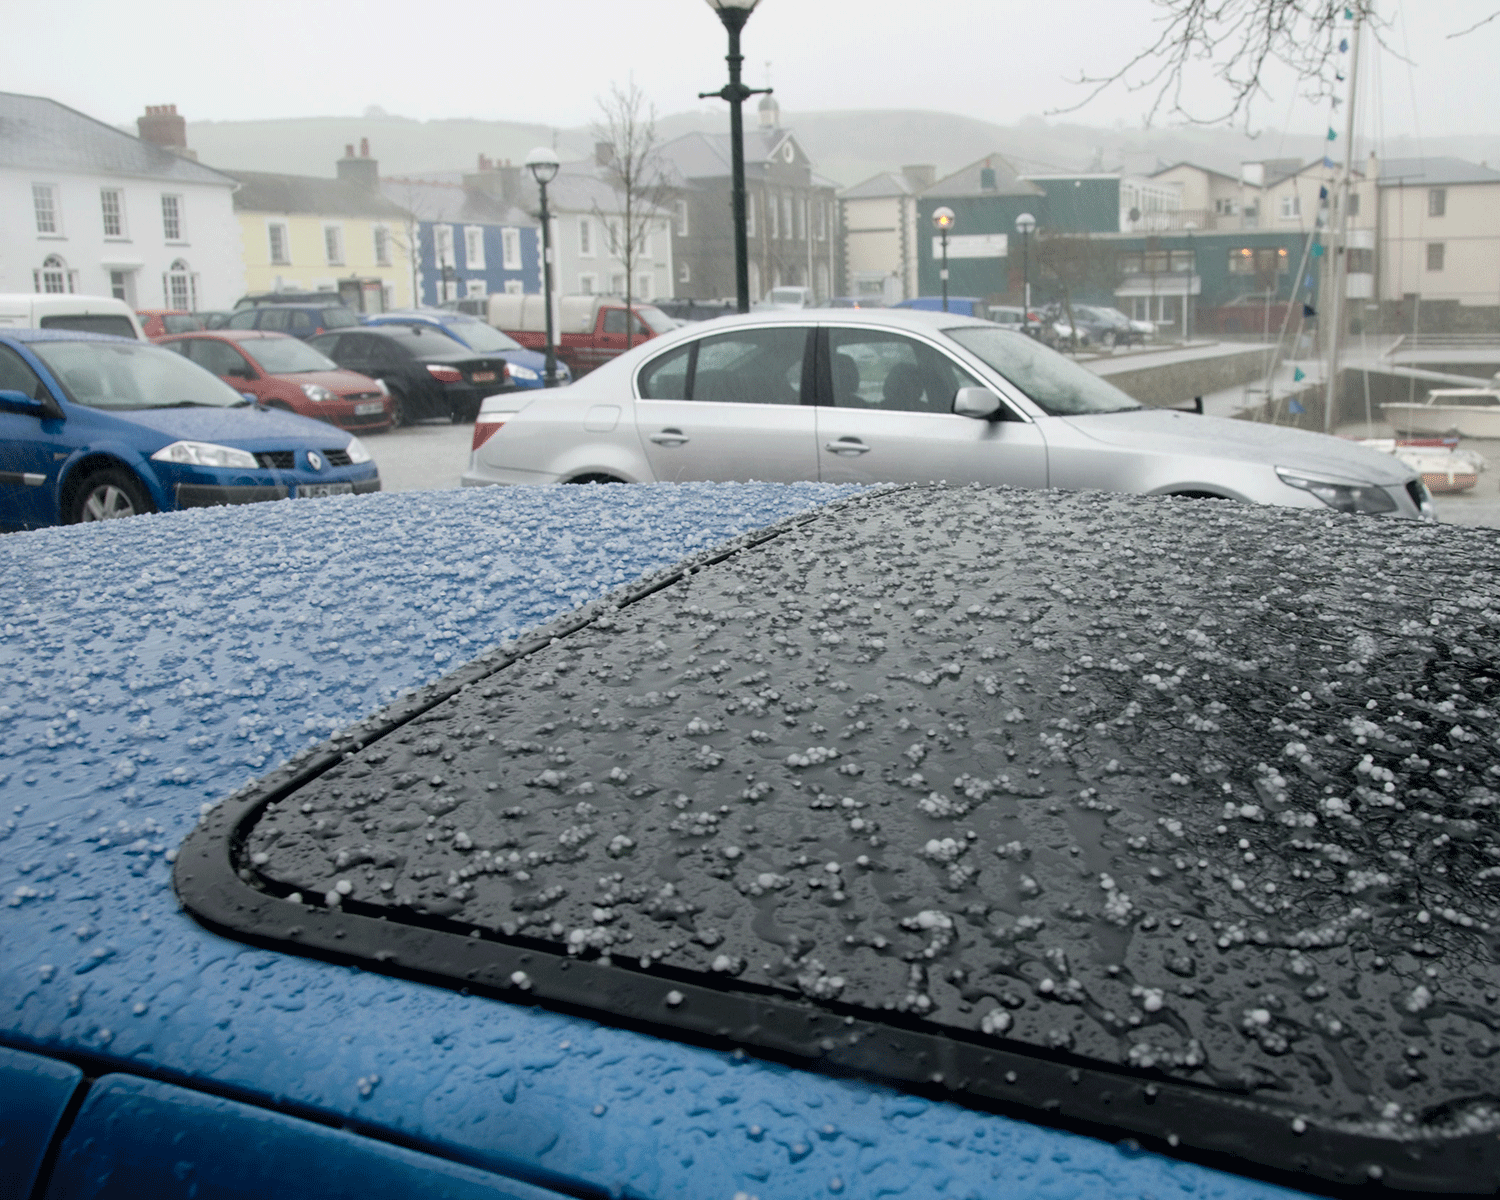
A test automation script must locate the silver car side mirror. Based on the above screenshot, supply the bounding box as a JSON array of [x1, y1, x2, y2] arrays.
[[953, 387, 1003, 420]]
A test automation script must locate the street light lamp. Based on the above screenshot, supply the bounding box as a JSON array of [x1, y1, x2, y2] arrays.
[[700, 0, 769, 314], [525, 146, 561, 387], [932, 206, 955, 313], [1014, 211, 1036, 329]]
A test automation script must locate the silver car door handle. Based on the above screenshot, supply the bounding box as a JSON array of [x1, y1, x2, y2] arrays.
[[824, 437, 870, 455], [649, 428, 690, 446]]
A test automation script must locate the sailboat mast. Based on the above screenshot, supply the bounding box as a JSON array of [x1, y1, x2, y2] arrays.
[[1323, 7, 1364, 432]]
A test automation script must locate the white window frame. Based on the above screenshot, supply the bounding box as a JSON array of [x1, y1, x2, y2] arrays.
[[677, 261, 691, 283], [504, 279, 523, 295], [675, 199, 689, 237], [34, 253, 74, 294], [161, 193, 185, 242], [464, 279, 487, 298], [579, 273, 596, 294], [610, 272, 626, 295], [636, 273, 653, 300], [100, 188, 126, 239], [1278, 194, 1300, 220], [268, 221, 291, 265], [164, 257, 197, 310], [323, 223, 345, 267], [501, 227, 521, 270], [464, 225, 485, 270], [578, 218, 594, 257], [33, 184, 61, 236], [373, 224, 391, 267], [109, 269, 137, 305], [434, 224, 455, 269]]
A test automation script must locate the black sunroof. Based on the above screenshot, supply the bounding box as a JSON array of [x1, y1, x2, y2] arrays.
[[177, 486, 1500, 1194]]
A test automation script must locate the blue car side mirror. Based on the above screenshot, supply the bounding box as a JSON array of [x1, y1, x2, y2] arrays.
[[0, 388, 46, 416]]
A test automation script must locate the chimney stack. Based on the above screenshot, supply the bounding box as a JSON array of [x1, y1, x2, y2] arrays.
[[137, 105, 197, 160], [464, 155, 523, 206], [337, 141, 380, 192]]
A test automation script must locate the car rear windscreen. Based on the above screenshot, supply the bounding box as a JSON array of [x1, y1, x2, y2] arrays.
[[39, 314, 138, 338], [178, 486, 1500, 1193]]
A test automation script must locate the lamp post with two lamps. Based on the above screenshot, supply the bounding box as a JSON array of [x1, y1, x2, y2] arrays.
[[932, 206, 955, 312], [700, 0, 770, 314], [524, 146, 561, 387]]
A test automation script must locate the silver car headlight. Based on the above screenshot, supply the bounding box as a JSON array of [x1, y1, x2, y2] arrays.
[[301, 383, 336, 402], [345, 436, 372, 465], [1276, 467, 1397, 514], [507, 363, 539, 381], [150, 440, 259, 469]]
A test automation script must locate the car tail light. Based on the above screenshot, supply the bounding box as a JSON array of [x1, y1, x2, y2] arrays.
[[427, 364, 464, 383], [472, 413, 509, 451]]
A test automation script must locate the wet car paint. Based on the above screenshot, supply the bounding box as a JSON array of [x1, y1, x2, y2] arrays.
[[0, 483, 1360, 1200]]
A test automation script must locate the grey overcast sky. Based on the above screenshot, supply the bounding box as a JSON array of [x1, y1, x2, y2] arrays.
[[5, 0, 1496, 139]]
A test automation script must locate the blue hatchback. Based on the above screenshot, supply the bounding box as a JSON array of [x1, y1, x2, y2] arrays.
[[365, 309, 571, 388], [0, 329, 379, 530]]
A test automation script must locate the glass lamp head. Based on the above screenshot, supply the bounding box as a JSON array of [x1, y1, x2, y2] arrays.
[[932, 206, 956, 232], [525, 147, 560, 185]]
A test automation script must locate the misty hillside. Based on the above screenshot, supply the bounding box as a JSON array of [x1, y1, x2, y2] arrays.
[[181, 107, 1500, 189]]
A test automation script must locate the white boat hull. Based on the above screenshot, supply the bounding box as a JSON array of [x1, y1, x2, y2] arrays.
[[1381, 402, 1500, 439]]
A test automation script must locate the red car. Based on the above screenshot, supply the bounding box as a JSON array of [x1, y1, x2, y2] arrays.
[[155, 330, 394, 433], [137, 309, 206, 338]]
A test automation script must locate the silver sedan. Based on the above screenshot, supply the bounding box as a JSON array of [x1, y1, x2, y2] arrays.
[[462, 309, 1431, 518]]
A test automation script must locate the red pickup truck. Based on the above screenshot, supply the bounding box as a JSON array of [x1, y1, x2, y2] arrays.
[[484, 294, 677, 377]]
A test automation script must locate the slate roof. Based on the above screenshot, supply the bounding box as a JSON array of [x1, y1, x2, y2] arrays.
[[838, 171, 916, 200], [658, 129, 814, 179], [0, 91, 236, 187], [924, 152, 1044, 200], [378, 177, 534, 226], [1376, 157, 1500, 187], [226, 170, 410, 218], [1149, 161, 1242, 183]]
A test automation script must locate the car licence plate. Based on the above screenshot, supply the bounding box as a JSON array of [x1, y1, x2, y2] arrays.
[[296, 483, 355, 498], [355, 402, 384, 415], [470, 371, 497, 383]]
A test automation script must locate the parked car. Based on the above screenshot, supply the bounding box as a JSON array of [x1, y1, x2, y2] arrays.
[[135, 309, 206, 338], [892, 296, 991, 319], [463, 309, 1430, 518], [821, 295, 888, 308], [234, 290, 350, 309], [0, 292, 144, 339], [364, 309, 569, 389], [652, 296, 738, 323], [1072, 304, 1149, 347], [155, 330, 393, 433], [0, 329, 378, 530], [226, 302, 362, 340], [4, 480, 1494, 1200], [438, 295, 488, 317], [197, 310, 235, 330], [755, 285, 815, 310], [485, 293, 675, 378], [307, 324, 510, 424]]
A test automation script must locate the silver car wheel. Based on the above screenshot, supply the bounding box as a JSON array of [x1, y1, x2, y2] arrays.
[[81, 483, 138, 521]]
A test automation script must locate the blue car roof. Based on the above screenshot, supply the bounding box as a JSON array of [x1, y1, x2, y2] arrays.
[[0, 485, 1305, 1200]]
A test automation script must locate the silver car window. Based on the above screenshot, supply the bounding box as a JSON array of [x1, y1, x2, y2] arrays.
[[945, 326, 1141, 416], [692, 327, 805, 406], [638, 342, 691, 400], [827, 328, 979, 415]]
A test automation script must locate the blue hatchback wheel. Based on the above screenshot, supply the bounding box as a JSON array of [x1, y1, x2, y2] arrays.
[[73, 468, 150, 523]]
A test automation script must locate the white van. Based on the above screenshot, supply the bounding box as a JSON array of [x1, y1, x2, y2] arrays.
[[0, 294, 144, 339]]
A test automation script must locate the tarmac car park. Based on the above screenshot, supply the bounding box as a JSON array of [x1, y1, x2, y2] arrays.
[[3, 478, 1499, 1199]]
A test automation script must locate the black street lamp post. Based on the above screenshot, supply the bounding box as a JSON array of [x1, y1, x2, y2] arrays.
[[1015, 211, 1036, 332], [525, 147, 561, 387], [932, 206, 955, 312], [700, 0, 769, 314]]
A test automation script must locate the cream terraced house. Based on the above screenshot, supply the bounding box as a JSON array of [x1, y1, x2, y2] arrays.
[[0, 93, 242, 310], [223, 140, 413, 311]]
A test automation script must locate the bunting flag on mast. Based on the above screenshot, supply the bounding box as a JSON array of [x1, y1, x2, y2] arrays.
[[1289, 398, 1307, 414], [1293, 368, 1307, 382], [1323, 156, 1336, 169], [1327, 127, 1338, 141]]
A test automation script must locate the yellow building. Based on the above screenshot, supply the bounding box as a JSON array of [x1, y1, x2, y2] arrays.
[[225, 142, 413, 311]]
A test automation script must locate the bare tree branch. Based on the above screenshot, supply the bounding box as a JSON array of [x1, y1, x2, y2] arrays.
[[1449, 9, 1500, 37], [1054, 0, 1389, 128], [590, 82, 674, 348]]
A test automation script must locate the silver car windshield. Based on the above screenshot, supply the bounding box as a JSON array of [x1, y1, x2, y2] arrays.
[[944, 327, 1141, 416]]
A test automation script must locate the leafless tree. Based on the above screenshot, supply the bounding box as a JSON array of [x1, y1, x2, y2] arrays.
[[591, 81, 674, 348], [1062, 0, 1387, 128], [1035, 234, 1120, 352]]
